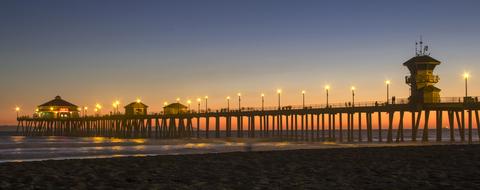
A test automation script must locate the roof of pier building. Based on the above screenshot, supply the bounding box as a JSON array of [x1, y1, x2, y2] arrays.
[[124, 102, 149, 109], [38, 96, 78, 108], [163, 103, 188, 109]]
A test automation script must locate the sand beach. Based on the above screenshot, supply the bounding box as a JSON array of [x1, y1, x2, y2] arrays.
[[1, 144, 480, 189]]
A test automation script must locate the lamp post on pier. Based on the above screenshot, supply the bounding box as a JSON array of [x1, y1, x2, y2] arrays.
[[277, 89, 282, 110], [176, 98, 180, 114], [325, 85, 330, 108], [351, 86, 355, 107], [261, 93, 265, 111], [95, 103, 102, 116], [237, 93, 241, 111], [113, 100, 120, 114], [226, 96, 230, 112], [163, 101, 168, 114], [302, 90, 306, 109], [464, 73, 469, 97], [84, 106, 88, 117], [385, 80, 390, 104], [196, 98, 201, 113], [112, 103, 116, 115], [15, 107, 20, 118], [187, 100, 192, 112], [205, 96, 208, 113]]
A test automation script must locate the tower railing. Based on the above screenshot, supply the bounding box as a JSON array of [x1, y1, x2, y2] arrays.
[[405, 75, 440, 84]]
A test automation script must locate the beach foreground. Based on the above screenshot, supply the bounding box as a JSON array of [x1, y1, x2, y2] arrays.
[[1, 144, 480, 189]]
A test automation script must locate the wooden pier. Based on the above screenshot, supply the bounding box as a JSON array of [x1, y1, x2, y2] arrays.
[[17, 98, 480, 143]]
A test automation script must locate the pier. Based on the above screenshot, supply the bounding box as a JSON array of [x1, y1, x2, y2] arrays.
[[17, 97, 480, 143]]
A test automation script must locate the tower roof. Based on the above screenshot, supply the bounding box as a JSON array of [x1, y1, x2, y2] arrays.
[[402, 55, 441, 67], [38, 96, 78, 107]]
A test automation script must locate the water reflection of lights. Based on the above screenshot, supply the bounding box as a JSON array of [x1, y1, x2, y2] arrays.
[[10, 136, 25, 143], [134, 145, 146, 151], [111, 138, 125, 143], [323, 142, 337, 145], [131, 139, 146, 144], [184, 143, 211, 149], [274, 142, 290, 147], [93, 146, 105, 150], [111, 146, 123, 151], [93, 137, 106, 143]]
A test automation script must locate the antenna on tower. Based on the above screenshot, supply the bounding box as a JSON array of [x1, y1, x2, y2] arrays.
[[419, 35, 423, 55], [415, 41, 418, 56]]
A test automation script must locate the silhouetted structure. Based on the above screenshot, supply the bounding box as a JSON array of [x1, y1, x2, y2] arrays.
[[35, 96, 79, 118], [164, 103, 188, 114], [124, 101, 148, 115], [404, 40, 441, 103]]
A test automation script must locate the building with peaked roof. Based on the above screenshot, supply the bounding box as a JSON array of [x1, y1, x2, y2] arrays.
[[163, 103, 188, 114], [124, 101, 148, 115], [35, 96, 80, 118], [404, 53, 441, 104]]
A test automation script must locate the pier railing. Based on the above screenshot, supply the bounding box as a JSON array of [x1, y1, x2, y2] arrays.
[[15, 96, 480, 144], [15, 96, 480, 119]]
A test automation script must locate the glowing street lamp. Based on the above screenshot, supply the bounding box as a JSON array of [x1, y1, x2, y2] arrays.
[[226, 96, 230, 112], [136, 98, 141, 103], [196, 98, 201, 113], [113, 100, 120, 114], [302, 90, 306, 108], [325, 85, 330, 108], [15, 107, 20, 118], [464, 72, 469, 97], [205, 96, 208, 113], [176, 98, 181, 114], [351, 86, 355, 107], [187, 100, 192, 111], [261, 93, 265, 111], [84, 106, 88, 117], [95, 103, 102, 115], [277, 89, 282, 110], [237, 93, 241, 111], [385, 80, 390, 104], [112, 102, 117, 113], [163, 101, 168, 114]]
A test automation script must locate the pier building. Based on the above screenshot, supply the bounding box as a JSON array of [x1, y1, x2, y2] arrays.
[[163, 103, 188, 114], [35, 96, 79, 118], [124, 100, 148, 115]]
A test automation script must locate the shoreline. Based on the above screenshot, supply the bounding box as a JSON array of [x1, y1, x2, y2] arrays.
[[1, 134, 476, 163], [1, 144, 480, 189]]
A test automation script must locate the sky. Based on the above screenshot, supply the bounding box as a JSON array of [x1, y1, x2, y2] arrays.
[[1, 0, 480, 125]]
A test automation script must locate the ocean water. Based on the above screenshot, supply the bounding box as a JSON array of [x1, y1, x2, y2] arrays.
[[0, 129, 477, 163]]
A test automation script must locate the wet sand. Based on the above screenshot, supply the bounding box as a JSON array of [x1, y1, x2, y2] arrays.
[[1, 144, 480, 189]]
